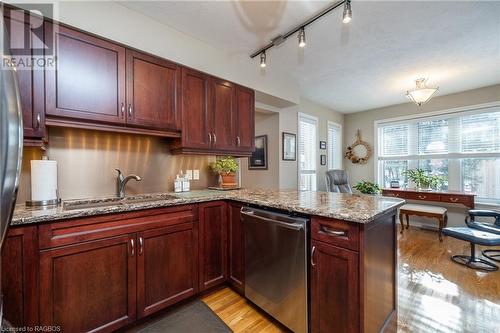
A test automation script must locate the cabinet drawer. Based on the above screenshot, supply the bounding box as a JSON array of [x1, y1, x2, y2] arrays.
[[311, 217, 359, 251], [382, 190, 406, 199], [39, 205, 196, 249], [406, 192, 440, 201], [441, 194, 473, 206]]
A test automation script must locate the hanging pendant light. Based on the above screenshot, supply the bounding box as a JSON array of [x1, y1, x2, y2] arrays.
[[298, 27, 306, 48], [343, 0, 352, 23], [260, 52, 267, 68], [406, 78, 439, 106]]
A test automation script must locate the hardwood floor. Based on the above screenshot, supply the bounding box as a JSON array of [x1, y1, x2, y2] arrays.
[[203, 227, 500, 333]]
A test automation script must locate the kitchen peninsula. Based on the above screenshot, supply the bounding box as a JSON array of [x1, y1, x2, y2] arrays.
[[4, 190, 404, 333]]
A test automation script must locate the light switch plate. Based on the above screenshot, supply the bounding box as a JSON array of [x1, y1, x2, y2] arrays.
[[186, 170, 193, 180], [193, 170, 200, 180]]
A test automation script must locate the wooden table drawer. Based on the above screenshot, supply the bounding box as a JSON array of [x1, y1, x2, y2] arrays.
[[311, 217, 359, 251], [406, 192, 441, 201], [382, 190, 406, 199], [441, 194, 473, 206]]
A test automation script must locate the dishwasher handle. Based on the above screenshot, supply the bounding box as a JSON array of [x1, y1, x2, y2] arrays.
[[241, 208, 305, 231]]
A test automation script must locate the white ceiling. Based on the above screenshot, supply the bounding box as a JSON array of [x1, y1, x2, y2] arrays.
[[120, 1, 500, 113]]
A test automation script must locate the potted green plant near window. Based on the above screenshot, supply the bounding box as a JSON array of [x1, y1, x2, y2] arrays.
[[209, 156, 239, 188], [403, 168, 447, 191], [353, 181, 381, 195]]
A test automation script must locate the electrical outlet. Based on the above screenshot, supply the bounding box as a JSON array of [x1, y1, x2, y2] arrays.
[[193, 169, 200, 180], [186, 170, 193, 180]]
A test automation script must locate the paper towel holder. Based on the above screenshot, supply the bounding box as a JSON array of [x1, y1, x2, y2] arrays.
[[26, 190, 61, 207]]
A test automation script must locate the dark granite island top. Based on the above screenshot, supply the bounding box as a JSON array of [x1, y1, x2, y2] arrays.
[[11, 189, 405, 226]]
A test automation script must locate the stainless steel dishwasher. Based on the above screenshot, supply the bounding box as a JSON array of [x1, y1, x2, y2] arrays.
[[241, 206, 309, 333]]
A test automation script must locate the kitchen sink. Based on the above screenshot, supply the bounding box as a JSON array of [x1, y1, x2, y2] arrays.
[[62, 194, 179, 211]]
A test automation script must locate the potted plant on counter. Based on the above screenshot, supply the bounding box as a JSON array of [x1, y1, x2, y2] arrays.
[[210, 156, 239, 188], [353, 180, 381, 195]]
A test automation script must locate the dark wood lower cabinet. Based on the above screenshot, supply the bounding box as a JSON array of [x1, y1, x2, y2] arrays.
[[311, 240, 359, 333], [227, 202, 244, 294], [39, 235, 136, 333], [199, 201, 227, 291], [137, 222, 198, 318]]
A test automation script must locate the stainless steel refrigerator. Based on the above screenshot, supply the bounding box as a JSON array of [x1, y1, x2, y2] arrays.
[[0, 13, 24, 325]]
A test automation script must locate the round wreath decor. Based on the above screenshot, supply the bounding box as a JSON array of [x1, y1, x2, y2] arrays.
[[345, 130, 372, 164]]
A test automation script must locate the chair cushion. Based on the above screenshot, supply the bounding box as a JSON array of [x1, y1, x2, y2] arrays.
[[400, 204, 447, 215], [468, 221, 500, 236], [442, 227, 500, 246]]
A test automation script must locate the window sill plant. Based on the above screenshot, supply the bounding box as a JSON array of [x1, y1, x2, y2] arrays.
[[403, 168, 446, 191], [209, 156, 239, 188]]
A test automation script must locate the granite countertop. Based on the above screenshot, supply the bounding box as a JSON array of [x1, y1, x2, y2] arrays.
[[11, 189, 405, 226]]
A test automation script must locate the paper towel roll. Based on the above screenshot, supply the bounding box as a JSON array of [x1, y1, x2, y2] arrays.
[[31, 160, 58, 201]]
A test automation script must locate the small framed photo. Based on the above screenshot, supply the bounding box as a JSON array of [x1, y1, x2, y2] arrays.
[[319, 141, 327, 150], [249, 135, 268, 170], [320, 154, 327, 166], [282, 132, 296, 161]]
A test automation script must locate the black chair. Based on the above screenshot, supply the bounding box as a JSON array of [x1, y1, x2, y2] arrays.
[[466, 210, 500, 262], [325, 170, 352, 193]]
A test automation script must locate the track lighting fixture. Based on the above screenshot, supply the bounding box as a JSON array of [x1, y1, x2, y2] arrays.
[[251, 0, 353, 67], [260, 52, 266, 68], [298, 27, 306, 48], [343, 0, 352, 24]]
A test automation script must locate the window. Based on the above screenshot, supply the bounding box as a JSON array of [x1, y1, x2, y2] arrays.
[[327, 121, 342, 170], [298, 113, 318, 191], [376, 105, 500, 204]]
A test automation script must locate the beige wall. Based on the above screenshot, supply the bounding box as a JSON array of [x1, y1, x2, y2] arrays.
[[344, 84, 500, 186], [278, 98, 345, 191], [18, 128, 215, 202], [240, 112, 279, 189]]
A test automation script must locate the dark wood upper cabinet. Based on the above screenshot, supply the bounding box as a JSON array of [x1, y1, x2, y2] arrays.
[[44, 22, 126, 125], [126, 50, 180, 131], [199, 201, 227, 291], [235, 85, 255, 152], [211, 79, 236, 151], [136, 222, 198, 318], [311, 240, 359, 333], [39, 235, 136, 333], [177, 67, 211, 150], [227, 202, 244, 294], [3, 9, 45, 141]]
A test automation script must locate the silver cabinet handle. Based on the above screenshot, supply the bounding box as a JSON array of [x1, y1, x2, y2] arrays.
[[321, 226, 347, 237], [35, 113, 41, 129], [208, 132, 212, 144], [236, 136, 241, 146], [130, 238, 135, 256], [241, 210, 304, 231], [128, 104, 133, 117], [311, 246, 316, 267], [139, 237, 144, 255], [121, 103, 125, 117], [213, 132, 217, 144]]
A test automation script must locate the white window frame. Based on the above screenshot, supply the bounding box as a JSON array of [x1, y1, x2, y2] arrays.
[[327, 121, 342, 170], [298, 112, 319, 191], [374, 101, 500, 204]]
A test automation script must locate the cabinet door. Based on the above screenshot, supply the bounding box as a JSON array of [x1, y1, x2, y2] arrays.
[[39, 235, 136, 333], [126, 50, 180, 131], [199, 201, 227, 291], [311, 240, 359, 333], [3, 9, 45, 139], [45, 23, 126, 125], [227, 202, 244, 294], [235, 86, 255, 152], [137, 222, 198, 318], [181, 68, 211, 149], [1, 226, 38, 327], [211, 79, 236, 151]]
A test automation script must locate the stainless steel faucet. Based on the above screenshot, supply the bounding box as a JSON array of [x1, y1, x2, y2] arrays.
[[115, 169, 142, 198]]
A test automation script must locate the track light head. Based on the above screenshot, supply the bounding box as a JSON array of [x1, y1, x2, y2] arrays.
[[298, 27, 306, 48], [343, 0, 352, 24], [260, 52, 267, 68]]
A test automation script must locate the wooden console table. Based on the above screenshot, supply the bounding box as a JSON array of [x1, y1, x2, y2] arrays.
[[382, 188, 476, 209]]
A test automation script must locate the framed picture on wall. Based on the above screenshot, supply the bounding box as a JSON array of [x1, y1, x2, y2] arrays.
[[320, 141, 327, 150], [282, 132, 296, 161], [249, 135, 268, 170], [320, 154, 327, 166]]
